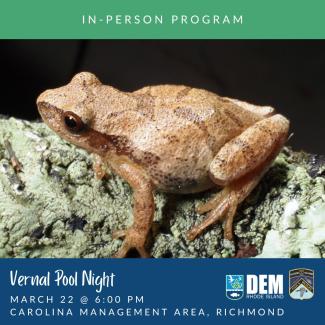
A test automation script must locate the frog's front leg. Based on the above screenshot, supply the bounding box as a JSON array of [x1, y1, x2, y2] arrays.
[[92, 154, 111, 179], [187, 114, 289, 241], [109, 157, 155, 258]]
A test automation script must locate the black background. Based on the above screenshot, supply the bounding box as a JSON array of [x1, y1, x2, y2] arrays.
[[1, 40, 324, 154]]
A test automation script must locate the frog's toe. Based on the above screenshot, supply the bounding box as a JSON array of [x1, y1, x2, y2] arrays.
[[112, 229, 127, 240], [113, 242, 130, 258], [93, 165, 111, 180], [188, 199, 229, 240], [114, 242, 150, 258], [92, 155, 111, 180], [196, 187, 230, 214], [188, 190, 238, 241], [113, 227, 150, 258]]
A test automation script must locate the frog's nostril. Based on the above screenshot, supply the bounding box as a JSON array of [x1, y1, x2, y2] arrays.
[[37, 101, 50, 113], [36, 90, 51, 105], [37, 102, 58, 122], [37, 101, 45, 113]]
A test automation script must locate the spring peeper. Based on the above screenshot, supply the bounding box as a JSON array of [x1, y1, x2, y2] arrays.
[[37, 72, 289, 258]]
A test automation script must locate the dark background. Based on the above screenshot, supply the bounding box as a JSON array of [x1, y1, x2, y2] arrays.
[[1, 41, 324, 154]]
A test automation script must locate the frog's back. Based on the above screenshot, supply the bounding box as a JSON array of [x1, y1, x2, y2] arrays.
[[134, 84, 273, 122], [133, 84, 270, 151], [123, 85, 272, 193]]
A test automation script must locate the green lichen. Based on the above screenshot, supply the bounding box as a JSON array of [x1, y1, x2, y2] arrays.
[[0, 117, 324, 258]]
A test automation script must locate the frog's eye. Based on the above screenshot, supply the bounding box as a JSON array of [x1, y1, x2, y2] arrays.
[[63, 111, 85, 133]]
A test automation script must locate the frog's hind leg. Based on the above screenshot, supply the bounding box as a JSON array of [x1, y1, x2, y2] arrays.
[[196, 188, 229, 214], [187, 114, 289, 241], [187, 189, 235, 240], [187, 174, 252, 241]]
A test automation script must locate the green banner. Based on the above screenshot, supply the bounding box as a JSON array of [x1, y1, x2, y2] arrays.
[[0, 0, 324, 39]]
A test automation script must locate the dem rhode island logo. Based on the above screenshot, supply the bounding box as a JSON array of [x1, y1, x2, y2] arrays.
[[226, 275, 244, 300], [289, 268, 314, 300]]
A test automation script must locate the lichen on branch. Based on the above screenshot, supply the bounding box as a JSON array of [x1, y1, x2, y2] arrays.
[[0, 117, 324, 258]]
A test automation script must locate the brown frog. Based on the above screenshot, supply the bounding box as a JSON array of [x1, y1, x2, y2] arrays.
[[37, 72, 289, 258]]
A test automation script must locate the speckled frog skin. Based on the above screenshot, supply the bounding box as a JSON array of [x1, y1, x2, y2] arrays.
[[37, 72, 289, 258]]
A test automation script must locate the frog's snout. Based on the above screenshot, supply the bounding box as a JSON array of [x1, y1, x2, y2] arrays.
[[36, 89, 51, 106], [37, 99, 61, 125]]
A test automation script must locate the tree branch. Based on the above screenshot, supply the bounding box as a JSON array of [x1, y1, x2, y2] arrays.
[[0, 117, 324, 258]]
